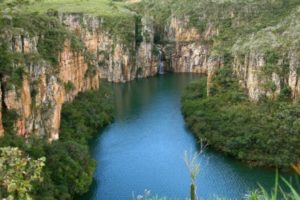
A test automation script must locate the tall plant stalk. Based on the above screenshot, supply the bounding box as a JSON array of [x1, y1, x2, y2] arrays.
[[184, 139, 207, 200]]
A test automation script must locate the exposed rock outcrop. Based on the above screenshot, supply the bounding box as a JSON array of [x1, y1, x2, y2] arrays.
[[60, 13, 158, 82], [0, 13, 158, 141], [232, 9, 300, 100], [164, 16, 223, 95], [136, 17, 158, 78], [0, 83, 3, 137], [167, 16, 219, 74], [2, 5, 300, 140]]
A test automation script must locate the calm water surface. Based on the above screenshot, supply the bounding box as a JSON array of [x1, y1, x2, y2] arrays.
[[82, 74, 289, 200]]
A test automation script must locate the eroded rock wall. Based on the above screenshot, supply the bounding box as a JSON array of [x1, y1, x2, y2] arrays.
[[2, 37, 99, 141], [165, 8, 300, 101], [232, 9, 300, 100], [164, 16, 223, 95], [0, 13, 158, 141], [60, 13, 158, 82], [167, 16, 218, 74], [3, 8, 299, 140]]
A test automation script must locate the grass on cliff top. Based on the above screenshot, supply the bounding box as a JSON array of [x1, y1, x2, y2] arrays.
[[26, 0, 138, 43], [27, 0, 135, 17]]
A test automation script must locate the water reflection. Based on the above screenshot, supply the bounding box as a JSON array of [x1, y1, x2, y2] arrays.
[[80, 74, 294, 200]]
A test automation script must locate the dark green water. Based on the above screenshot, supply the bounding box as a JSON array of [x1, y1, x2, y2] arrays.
[[83, 74, 290, 200]]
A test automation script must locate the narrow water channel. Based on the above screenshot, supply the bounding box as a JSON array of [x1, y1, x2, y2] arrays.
[[83, 74, 282, 200]]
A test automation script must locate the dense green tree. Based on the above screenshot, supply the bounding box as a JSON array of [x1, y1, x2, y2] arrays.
[[182, 68, 300, 168], [0, 86, 114, 199], [0, 147, 45, 200]]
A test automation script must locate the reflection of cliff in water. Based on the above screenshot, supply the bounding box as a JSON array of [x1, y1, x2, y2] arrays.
[[112, 74, 200, 120]]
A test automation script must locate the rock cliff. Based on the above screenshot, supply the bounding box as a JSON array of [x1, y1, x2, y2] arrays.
[[2, 1, 300, 140], [163, 3, 300, 101], [0, 13, 158, 141], [167, 16, 218, 74], [232, 8, 300, 100]]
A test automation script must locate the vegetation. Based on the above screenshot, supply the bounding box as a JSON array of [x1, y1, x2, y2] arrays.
[[133, 0, 300, 66], [184, 151, 201, 200], [0, 12, 85, 90], [0, 147, 45, 200], [0, 86, 114, 199], [26, 0, 132, 17], [242, 170, 300, 200], [64, 81, 75, 93], [0, 0, 300, 199], [22, 0, 137, 45], [59, 87, 114, 145], [133, 157, 300, 200], [133, 174, 300, 200], [181, 68, 300, 168], [132, 189, 167, 200]]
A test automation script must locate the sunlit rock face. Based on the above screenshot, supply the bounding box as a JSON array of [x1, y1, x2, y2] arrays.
[[232, 41, 300, 101], [0, 83, 4, 137], [2, 6, 300, 140], [167, 16, 219, 74], [60, 13, 158, 83], [231, 8, 300, 100], [164, 16, 223, 96], [165, 7, 300, 101], [0, 13, 158, 141], [0, 14, 231, 140]]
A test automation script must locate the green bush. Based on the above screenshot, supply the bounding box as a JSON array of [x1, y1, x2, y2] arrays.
[[182, 69, 300, 168], [0, 85, 114, 199], [64, 81, 75, 93]]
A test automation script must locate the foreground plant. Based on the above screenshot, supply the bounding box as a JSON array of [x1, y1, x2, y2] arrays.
[[131, 168, 299, 200], [0, 147, 45, 200], [132, 189, 167, 200], [244, 170, 300, 200], [184, 140, 207, 200], [184, 151, 200, 200]]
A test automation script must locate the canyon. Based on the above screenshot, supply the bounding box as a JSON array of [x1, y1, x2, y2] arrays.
[[0, 12, 222, 141], [0, 13, 158, 141], [0, 1, 299, 199], [1, 0, 300, 143]]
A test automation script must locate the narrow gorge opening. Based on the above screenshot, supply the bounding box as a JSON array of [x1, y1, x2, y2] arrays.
[[0, 0, 299, 200]]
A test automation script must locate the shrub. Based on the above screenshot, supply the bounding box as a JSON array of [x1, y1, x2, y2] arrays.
[[64, 81, 75, 93], [182, 70, 300, 168], [0, 147, 45, 200], [0, 85, 114, 199]]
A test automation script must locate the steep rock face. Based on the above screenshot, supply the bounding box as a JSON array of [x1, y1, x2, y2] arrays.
[[288, 49, 300, 98], [156, 2, 300, 101], [1, 13, 158, 141], [167, 16, 219, 75], [233, 49, 300, 100], [6, 8, 300, 140], [171, 43, 210, 73], [232, 9, 300, 100], [167, 16, 201, 42], [2, 36, 98, 141], [60, 13, 158, 82], [136, 17, 158, 78], [233, 52, 283, 100], [233, 52, 269, 100], [60, 14, 130, 82], [0, 84, 3, 137], [164, 16, 223, 96], [59, 40, 100, 101]]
